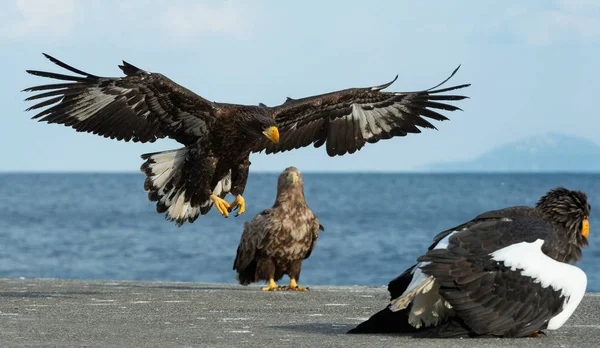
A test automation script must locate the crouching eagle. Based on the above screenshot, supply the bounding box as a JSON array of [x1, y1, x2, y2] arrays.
[[24, 53, 470, 226], [349, 187, 590, 338], [233, 167, 323, 291]]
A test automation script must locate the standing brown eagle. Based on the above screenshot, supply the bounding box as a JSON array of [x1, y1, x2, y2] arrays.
[[23, 53, 470, 226], [233, 167, 322, 291]]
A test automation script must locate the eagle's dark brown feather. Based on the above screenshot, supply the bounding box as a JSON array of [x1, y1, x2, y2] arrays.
[[233, 167, 322, 289], [25, 54, 215, 145], [253, 66, 470, 156]]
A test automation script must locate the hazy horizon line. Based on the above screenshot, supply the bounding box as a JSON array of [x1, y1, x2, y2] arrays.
[[1, 170, 599, 175]]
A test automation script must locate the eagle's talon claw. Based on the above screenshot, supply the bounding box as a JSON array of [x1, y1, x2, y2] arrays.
[[282, 279, 307, 291], [261, 278, 279, 291], [229, 195, 246, 216], [210, 194, 230, 218]]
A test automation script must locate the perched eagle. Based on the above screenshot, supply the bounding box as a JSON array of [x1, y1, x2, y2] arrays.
[[233, 167, 322, 291], [24, 53, 470, 226], [349, 187, 590, 338]]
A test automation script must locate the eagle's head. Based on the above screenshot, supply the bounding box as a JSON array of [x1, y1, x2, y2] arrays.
[[536, 187, 591, 248], [243, 109, 279, 143], [278, 166, 303, 188], [274, 166, 306, 204]]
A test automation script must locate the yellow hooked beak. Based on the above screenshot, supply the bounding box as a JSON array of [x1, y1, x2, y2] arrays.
[[288, 172, 298, 184], [582, 216, 589, 239], [263, 126, 279, 143]]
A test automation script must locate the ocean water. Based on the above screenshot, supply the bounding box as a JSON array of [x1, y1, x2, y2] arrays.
[[0, 173, 599, 290]]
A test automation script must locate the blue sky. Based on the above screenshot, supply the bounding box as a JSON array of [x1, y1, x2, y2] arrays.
[[1, 0, 599, 172]]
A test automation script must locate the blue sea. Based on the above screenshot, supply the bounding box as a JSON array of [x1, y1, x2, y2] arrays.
[[0, 173, 599, 290]]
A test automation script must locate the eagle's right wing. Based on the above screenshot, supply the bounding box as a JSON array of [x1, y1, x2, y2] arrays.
[[24, 53, 216, 145], [303, 216, 324, 260]]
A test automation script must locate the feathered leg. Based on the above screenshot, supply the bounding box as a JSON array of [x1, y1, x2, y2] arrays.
[[258, 259, 280, 291], [282, 261, 308, 291]]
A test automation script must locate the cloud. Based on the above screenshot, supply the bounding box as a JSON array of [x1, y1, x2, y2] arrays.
[[556, 0, 600, 11], [1, 0, 78, 41], [507, 1, 600, 45], [0, 0, 255, 43], [161, 1, 255, 40]]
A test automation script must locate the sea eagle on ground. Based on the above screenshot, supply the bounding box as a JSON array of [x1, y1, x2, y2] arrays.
[[23, 53, 470, 226], [233, 167, 322, 291], [348, 187, 590, 338]]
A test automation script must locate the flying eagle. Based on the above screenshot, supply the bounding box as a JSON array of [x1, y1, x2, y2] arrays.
[[23, 53, 470, 226], [349, 187, 590, 338], [233, 167, 322, 291]]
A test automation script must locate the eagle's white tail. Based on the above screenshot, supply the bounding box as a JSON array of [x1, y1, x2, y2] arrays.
[[390, 268, 453, 328], [140, 148, 235, 225], [141, 148, 201, 226], [390, 272, 436, 311]]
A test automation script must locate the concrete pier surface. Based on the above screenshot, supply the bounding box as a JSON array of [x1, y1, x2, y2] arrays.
[[0, 278, 598, 348]]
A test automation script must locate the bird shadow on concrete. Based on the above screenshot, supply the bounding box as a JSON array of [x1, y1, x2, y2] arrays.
[[270, 322, 354, 335]]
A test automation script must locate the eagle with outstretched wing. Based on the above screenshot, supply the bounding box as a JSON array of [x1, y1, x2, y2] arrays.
[[24, 53, 470, 226]]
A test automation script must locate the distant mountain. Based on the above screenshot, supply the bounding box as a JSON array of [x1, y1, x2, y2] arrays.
[[423, 133, 600, 172]]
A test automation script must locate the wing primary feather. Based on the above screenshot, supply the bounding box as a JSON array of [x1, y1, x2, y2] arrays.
[[419, 94, 469, 101], [428, 83, 471, 94], [425, 65, 462, 92], [414, 107, 450, 122], [342, 113, 358, 154], [22, 82, 82, 92], [26, 96, 64, 111], [42, 53, 100, 78], [24, 87, 84, 101], [371, 74, 398, 91], [423, 101, 463, 112], [26, 70, 91, 83], [119, 61, 146, 76]]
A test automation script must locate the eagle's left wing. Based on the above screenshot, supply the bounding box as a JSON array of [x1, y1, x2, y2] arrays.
[[253, 66, 470, 156], [303, 218, 324, 260], [233, 209, 274, 272]]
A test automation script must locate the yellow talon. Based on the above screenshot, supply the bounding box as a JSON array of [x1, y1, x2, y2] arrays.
[[282, 278, 308, 292], [261, 278, 280, 291], [210, 194, 230, 218], [228, 195, 246, 216]]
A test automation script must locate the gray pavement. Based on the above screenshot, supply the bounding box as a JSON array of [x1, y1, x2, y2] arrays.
[[0, 278, 598, 348]]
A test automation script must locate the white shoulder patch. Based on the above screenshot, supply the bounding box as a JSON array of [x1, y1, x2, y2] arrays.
[[490, 239, 587, 330]]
